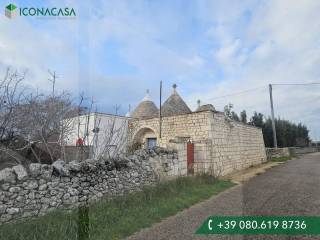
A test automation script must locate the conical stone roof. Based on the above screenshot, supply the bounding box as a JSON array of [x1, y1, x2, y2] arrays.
[[161, 84, 191, 117], [131, 90, 159, 119]]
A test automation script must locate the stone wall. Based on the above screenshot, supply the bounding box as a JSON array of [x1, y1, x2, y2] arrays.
[[265, 148, 290, 160], [147, 147, 185, 180], [130, 110, 267, 177], [192, 140, 214, 174], [208, 112, 267, 176], [0, 147, 178, 224], [266, 147, 320, 160], [289, 147, 320, 155], [129, 111, 212, 147], [64, 146, 91, 163]]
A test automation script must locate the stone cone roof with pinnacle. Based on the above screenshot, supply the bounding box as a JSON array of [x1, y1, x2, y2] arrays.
[[131, 90, 159, 119], [161, 84, 191, 117]]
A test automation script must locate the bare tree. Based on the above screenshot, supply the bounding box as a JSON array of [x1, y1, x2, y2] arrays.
[[92, 112, 128, 160], [1, 67, 128, 167], [15, 91, 75, 163], [0, 69, 77, 164], [0, 67, 26, 143], [0, 68, 28, 166]]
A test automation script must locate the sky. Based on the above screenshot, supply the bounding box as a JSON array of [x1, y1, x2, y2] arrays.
[[0, 0, 320, 140]]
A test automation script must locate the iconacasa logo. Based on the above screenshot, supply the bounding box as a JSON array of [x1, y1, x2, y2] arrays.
[[4, 3, 76, 19], [5, 3, 17, 19]]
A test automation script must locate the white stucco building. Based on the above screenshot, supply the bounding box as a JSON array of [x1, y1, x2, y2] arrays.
[[63, 112, 129, 159]]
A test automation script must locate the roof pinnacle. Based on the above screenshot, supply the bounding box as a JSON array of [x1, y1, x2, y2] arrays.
[[172, 84, 177, 94], [142, 89, 151, 101]]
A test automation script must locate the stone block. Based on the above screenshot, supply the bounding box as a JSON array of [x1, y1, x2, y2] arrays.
[[13, 165, 28, 181], [52, 160, 70, 176], [29, 163, 42, 177], [0, 168, 16, 184], [6, 207, 19, 215]]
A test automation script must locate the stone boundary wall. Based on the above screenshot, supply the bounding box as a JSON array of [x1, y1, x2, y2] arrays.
[[265, 148, 290, 160], [266, 147, 320, 160], [208, 112, 267, 176], [0, 147, 178, 224], [289, 147, 320, 155], [64, 146, 91, 163]]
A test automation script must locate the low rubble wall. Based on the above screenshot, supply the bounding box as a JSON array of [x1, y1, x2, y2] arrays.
[[265, 148, 290, 160], [0, 147, 178, 224]]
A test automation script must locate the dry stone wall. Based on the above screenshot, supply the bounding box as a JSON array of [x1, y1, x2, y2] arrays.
[[208, 112, 267, 176], [289, 147, 320, 155], [265, 147, 290, 160], [0, 147, 178, 224], [266, 147, 320, 160]]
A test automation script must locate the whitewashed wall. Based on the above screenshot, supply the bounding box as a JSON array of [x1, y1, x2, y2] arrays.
[[63, 113, 128, 159]]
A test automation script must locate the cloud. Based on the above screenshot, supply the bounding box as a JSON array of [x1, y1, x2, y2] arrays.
[[186, 0, 320, 140], [1, 0, 319, 140], [215, 39, 247, 66], [0, 7, 80, 93]]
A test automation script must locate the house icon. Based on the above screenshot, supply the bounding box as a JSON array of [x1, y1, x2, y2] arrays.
[[5, 3, 17, 19]]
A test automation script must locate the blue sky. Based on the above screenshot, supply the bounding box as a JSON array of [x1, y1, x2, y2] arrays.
[[1, 0, 320, 140]]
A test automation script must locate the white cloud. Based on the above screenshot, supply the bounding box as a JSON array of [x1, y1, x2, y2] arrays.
[[215, 39, 247, 66], [188, 0, 320, 140], [0, 14, 80, 93]]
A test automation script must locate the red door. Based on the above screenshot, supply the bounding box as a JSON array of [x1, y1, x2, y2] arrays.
[[187, 142, 194, 175]]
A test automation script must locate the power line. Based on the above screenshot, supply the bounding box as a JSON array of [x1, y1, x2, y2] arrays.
[[207, 82, 320, 102], [272, 82, 320, 86], [208, 85, 267, 101]]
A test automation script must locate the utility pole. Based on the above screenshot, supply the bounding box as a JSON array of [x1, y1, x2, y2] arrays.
[[269, 84, 278, 148], [159, 81, 162, 139], [48, 70, 58, 97]]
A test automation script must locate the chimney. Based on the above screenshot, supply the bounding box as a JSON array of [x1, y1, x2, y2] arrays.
[[197, 99, 201, 108]]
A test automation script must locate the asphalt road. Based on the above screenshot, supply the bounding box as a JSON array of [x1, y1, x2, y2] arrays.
[[127, 152, 320, 240]]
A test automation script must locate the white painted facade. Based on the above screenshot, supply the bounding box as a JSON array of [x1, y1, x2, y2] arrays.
[[63, 113, 129, 159]]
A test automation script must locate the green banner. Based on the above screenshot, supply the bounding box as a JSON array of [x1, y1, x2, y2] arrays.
[[196, 216, 320, 235]]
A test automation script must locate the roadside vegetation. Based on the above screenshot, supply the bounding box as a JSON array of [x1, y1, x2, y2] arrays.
[[271, 156, 292, 162], [224, 104, 310, 148], [0, 175, 234, 240]]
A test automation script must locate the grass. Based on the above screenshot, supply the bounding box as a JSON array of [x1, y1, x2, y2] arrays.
[[0, 175, 234, 240], [271, 156, 292, 162]]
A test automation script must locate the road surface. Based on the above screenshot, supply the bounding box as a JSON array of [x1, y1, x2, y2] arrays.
[[127, 152, 320, 240]]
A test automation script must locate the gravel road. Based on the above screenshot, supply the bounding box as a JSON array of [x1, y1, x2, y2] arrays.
[[127, 153, 320, 240]]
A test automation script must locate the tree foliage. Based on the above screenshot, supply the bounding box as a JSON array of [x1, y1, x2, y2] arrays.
[[224, 103, 240, 122], [224, 104, 310, 148], [249, 112, 310, 147], [240, 110, 247, 123]]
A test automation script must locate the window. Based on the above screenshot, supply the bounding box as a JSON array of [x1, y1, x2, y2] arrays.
[[147, 138, 157, 148]]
